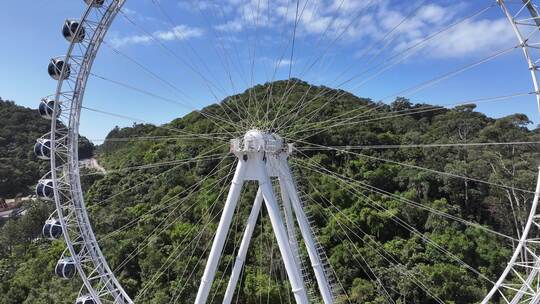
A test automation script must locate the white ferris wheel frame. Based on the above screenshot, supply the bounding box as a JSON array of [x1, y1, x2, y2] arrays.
[[42, 0, 540, 303]]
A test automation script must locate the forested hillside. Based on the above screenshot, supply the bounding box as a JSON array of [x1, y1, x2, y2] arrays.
[[1, 80, 539, 303], [0, 99, 94, 198], [0, 99, 52, 198]]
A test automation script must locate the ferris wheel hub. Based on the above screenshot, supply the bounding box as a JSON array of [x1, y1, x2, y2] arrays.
[[230, 129, 292, 154]]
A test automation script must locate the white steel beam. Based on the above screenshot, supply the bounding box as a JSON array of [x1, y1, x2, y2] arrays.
[[279, 176, 303, 272], [223, 188, 264, 304], [258, 159, 309, 304], [194, 160, 247, 304], [280, 158, 334, 304]]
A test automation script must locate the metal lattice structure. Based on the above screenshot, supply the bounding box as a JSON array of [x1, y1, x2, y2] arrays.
[[42, 1, 132, 303], [35, 0, 540, 303]]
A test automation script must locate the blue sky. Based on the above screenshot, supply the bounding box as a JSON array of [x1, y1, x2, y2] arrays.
[[1, 0, 539, 141]]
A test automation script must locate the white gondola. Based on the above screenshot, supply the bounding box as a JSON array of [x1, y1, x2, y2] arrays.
[[55, 257, 76, 279], [35, 0, 540, 302], [48, 58, 71, 81], [34, 139, 52, 160], [75, 295, 96, 304], [36, 179, 55, 200], [63, 20, 86, 43], [38, 98, 61, 119], [84, 0, 105, 7], [42, 219, 63, 240]]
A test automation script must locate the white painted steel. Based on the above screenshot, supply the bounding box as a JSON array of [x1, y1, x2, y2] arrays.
[[258, 159, 309, 304], [222, 188, 264, 304], [43, 0, 540, 302], [48, 0, 132, 303], [279, 158, 335, 304], [195, 160, 247, 304]]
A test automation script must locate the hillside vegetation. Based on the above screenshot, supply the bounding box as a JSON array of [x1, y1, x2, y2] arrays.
[[0, 99, 94, 198], [1, 80, 539, 303], [0, 99, 52, 198]]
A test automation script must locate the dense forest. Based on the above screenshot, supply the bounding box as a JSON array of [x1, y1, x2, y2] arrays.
[[0, 99, 52, 198], [0, 99, 95, 198], [1, 80, 539, 303]]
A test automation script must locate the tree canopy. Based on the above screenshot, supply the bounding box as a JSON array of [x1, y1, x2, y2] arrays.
[[1, 80, 539, 303]]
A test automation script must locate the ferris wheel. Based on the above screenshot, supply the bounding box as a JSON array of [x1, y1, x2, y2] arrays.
[[33, 0, 540, 303]]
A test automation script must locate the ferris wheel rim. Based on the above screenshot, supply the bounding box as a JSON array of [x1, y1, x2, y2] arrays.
[[48, 0, 132, 303], [41, 0, 540, 303]]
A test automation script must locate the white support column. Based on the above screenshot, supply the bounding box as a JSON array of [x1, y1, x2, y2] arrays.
[[279, 176, 303, 273], [223, 188, 264, 304], [258, 160, 309, 304], [280, 158, 334, 304], [195, 160, 247, 304]]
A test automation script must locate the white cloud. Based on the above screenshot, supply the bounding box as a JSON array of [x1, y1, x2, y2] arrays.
[[215, 20, 244, 32], [155, 25, 205, 41], [276, 59, 295, 68], [176, 0, 517, 59], [424, 18, 515, 58], [110, 25, 204, 48], [109, 34, 153, 48]]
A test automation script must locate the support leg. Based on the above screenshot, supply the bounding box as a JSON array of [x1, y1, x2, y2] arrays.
[[279, 178, 303, 273], [259, 162, 309, 304], [280, 159, 334, 304], [223, 188, 264, 304], [195, 160, 247, 304]]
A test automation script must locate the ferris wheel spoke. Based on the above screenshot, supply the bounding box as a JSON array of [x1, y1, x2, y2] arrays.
[[101, 41, 193, 102], [250, 0, 267, 126], [81, 104, 239, 141], [115, 176, 232, 288], [350, 0, 429, 82], [292, 163, 446, 303], [169, 177, 241, 303], [285, 91, 533, 142], [118, 9, 228, 98], [293, 154, 517, 241], [148, 0, 253, 129], [148, 0, 227, 94], [107, 160, 235, 271], [269, 0, 384, 126], [282, 42, 521, 140], [115, 166, 232, 282], [171, 230, 215, 303], [88, 73, 244, 136], [99, 40, 247, 125], [101, 172, 231, 259], [87, 143, 229, 210], [81, 154, 230, 176], [208, 198, 244, 304], [339, 3, 497, 92], [257, 0, 303, 128], [187, 3, 254, 130], [274, 3, 497, 134], [89, 133, 230, 143], [293, 160, 505, 299], [136, 180, 232, 302], [116, 10, 247, 132], [293, 139, 535, 194], [194, 0, 251, 88], [137, 209, 221, 301], [262, 0, 306, 130], [377, 46, 519, 103], [296, 184, 376, 304], [296, 141, 540, 151]]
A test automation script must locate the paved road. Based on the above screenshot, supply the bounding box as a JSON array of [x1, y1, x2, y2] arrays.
[[79, 158, 106, 173]]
